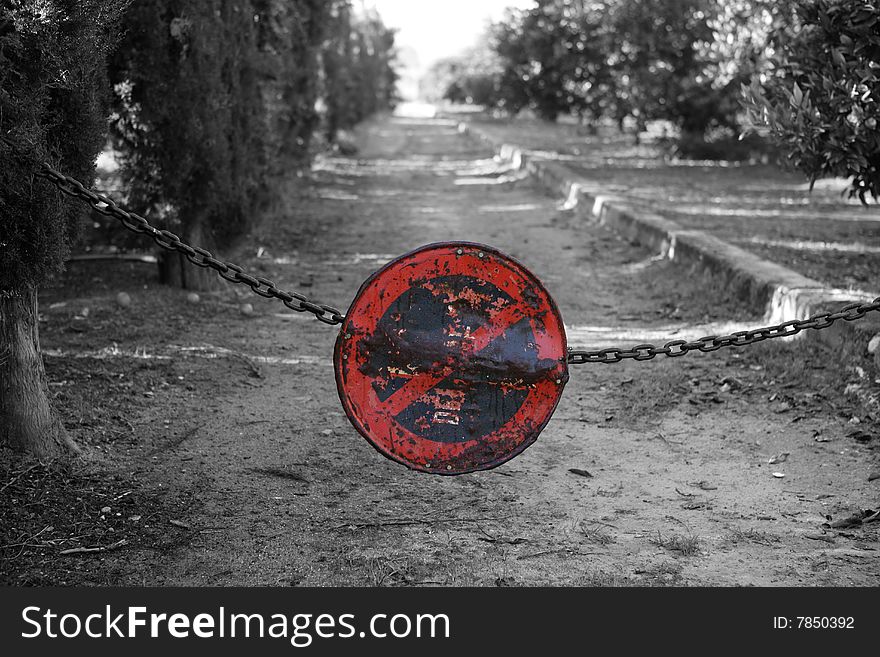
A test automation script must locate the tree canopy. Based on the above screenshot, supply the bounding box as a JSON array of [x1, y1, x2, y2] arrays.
[[0, 0, 126, 290], [428, 0, 879, 178], [743, 0, 880, 202], [108, 0, 398, 284]]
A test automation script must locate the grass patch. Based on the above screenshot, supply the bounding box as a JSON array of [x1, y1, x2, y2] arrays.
[[580, 526, 616, 546], [636, 561, 685, 586], [720, 528, 779, 549], [649, 531, 702, 557], [613, 363, 692, 427]]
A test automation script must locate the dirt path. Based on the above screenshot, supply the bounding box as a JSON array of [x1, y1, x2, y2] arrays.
[[12, 113, 879, 586]]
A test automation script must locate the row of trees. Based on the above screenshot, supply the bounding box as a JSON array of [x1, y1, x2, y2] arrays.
[[426, 0, 879, 201], [111, 0, 398, 287], [0, 0, 397, 457], [426, 0, 778, 136]]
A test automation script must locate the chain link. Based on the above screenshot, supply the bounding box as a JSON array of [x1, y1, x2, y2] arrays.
[[2, 136, 345, 325], [567, 300, 880, 364]]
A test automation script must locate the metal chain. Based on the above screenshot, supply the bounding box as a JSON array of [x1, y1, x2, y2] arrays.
[[567, 299, 880, 364], [1, 136, 345, 325], [4, 136, 880, 354]]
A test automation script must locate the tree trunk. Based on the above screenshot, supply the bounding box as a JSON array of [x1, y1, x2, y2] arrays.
[[157, 218, 223, 291], [0, 286, 79, 458], [633, 119, 646, 145]]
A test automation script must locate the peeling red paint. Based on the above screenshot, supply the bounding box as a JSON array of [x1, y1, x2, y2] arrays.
[[334, 242, 568, 475]]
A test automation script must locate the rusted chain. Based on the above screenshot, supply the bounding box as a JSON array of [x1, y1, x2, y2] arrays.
[[567, 299, 880, 364]]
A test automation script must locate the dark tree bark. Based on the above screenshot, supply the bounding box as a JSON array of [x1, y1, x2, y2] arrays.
[[0, 287, 79, 458], [156, 218, 223, 291], [1, 1, 125, 458]]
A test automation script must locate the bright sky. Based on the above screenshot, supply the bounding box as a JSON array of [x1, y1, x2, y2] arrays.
[[368, 0, 534, 70]]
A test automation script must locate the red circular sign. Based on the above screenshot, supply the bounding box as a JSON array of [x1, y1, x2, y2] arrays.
[[334, 242, 568, 475]]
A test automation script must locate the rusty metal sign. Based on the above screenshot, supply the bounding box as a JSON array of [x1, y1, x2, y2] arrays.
[[334, 242, 569, 475]]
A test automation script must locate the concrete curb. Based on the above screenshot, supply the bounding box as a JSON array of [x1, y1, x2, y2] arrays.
[[458, 121, 880, 371]]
